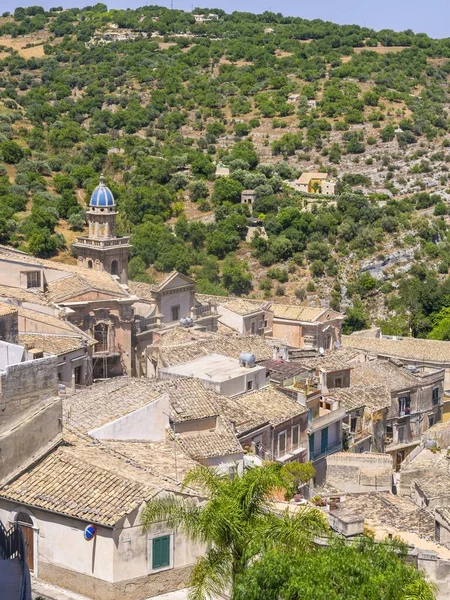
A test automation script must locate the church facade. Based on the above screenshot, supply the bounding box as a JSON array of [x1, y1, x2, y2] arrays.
[[73, 176, 131, 284]]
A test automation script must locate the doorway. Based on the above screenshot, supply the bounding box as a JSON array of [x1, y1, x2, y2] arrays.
[[16, 512, 34, 572]]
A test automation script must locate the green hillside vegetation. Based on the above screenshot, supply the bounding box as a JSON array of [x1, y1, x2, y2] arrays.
[[2, 4, 450, 337]]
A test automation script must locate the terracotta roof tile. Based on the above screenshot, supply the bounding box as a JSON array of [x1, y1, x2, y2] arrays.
[[0, 445, 153, 527], [271, 304, 327, 322], [63, 378, 166, 432], [349, 359, 420, 392], [0, 302, 18, 317], [236, 386, 307, 426], [20, 333, 89, 355], [327, 385, 391, 412], [158, 334, 273, 367], [343, 334, 450, 365]]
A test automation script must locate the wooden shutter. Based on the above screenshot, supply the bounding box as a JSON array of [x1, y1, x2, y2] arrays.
[[153, 535, 170, 569]]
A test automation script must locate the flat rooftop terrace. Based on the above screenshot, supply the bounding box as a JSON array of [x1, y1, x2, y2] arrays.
[[160, 353, 266, 382]]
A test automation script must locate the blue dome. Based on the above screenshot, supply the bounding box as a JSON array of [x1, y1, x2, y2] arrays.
[[90, 176, 115, 207]]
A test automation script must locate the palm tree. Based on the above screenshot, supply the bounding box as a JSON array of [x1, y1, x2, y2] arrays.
[[141, 464, 328, 600]]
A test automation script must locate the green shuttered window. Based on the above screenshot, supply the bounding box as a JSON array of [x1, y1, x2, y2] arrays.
[[152, 535, 171, 569]]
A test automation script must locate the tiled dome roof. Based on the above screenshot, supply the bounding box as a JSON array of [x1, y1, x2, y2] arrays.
[[90, 175, 115, 207]]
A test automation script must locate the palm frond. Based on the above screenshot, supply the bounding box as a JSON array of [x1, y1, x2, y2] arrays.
[[141, 495, 206, 543], [188, 546, 232, 600], [182, 465, 226, 497], [262, 506, 329, 551]]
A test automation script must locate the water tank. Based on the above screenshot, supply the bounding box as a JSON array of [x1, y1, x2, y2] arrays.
[[239, 352, 256, 368], [180, 317, 194, 328], [424, 439, 437, 449]]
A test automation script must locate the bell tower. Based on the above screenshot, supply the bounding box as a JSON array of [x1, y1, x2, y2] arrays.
[[73, 175, 131, 284]]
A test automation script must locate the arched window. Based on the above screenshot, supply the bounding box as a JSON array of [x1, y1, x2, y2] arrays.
[[87, 260, 93, 269], [111, 260, 119, 276], [16, 512, 33, 525]]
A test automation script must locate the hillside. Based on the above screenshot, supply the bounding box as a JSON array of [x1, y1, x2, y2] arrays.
[[2, 4, 450, 337]]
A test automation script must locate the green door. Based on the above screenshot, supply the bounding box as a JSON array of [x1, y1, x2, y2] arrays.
[[321, 427, 329, 454]]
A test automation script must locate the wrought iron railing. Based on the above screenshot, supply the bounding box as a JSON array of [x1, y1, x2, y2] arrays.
[[0, 520, 29, 599]]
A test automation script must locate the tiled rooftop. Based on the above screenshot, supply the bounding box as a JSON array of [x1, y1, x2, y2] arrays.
[[343, 334, 450, 365], [414, 474, 450, 500], [342, 492, 436, 541], [128, 280, 157, 301], [20, 333, 88, 356], [271, 304, 328, 322], [0, 445, 154, 527], [167, 378, 219, 422], [63, 378, 165, 432], [0, 284, 48, 305], [174, 420, 243, 460], [302, 349, 362, 372], [236, 385, 307, 426], [0, 302, 18, 317], [349, 359, 420, 392], [0, 245, 128, 302], [157, 334, 273, 367], [260, 358, 313, 379], [327, 385, 391, 412], [210, 393, 269, 435]]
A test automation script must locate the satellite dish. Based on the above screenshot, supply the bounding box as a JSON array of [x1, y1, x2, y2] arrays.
[[334, 340, 341, 349], [319, 347, 325, 355]]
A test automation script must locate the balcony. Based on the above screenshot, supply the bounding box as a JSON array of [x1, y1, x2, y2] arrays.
[[192, 304, 216, 318], [310, 440, 343, 461]]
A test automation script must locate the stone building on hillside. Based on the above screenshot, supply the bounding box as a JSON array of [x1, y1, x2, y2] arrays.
[[296, 172, 336, 195], [73, 176, 131, 284], [270, 304, 344, 351]]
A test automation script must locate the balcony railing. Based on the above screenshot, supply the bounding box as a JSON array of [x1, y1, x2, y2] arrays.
[[0, 520, 30, 600], [310, 440, 343, 461], [193, 304, 215, 317], [75, 236, 131, 248]]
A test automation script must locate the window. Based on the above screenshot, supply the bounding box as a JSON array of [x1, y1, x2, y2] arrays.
[[292, 424, 300, 450], [399, 396, 411, 417], [247, 380, 253, 391], [278, 431, 287, 457], [429, 415, 435, 428], [334, 377, 342, 388], [350, 416, 358, 433], [152, 535, 171, 570], [171, 305, 180, 322], [397, 426, 405, 443], [251, 321, 256, 334], [26, 271, 41, 288], [432, 387, 440, 406], [87, 260, 93, 269]]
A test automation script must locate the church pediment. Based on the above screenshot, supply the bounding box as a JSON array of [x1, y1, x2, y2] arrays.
[[154, 271, 195, 293]]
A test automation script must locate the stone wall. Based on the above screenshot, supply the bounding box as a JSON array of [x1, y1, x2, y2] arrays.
[[326, 452, 393, 493], [0, 355, 58, 418], [39, 562, 193, 600], [0, 397, 62, 484], [0, 310, 18, 344]]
